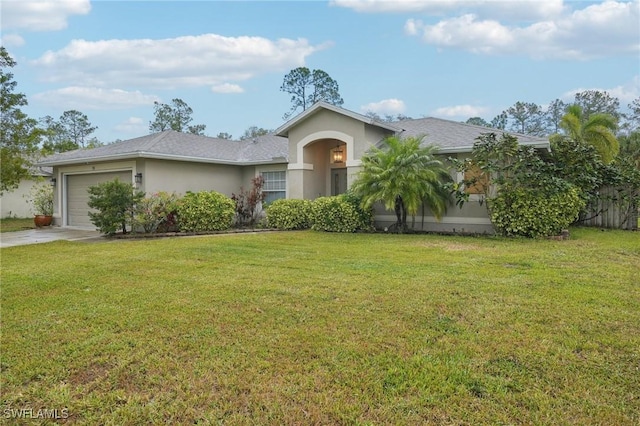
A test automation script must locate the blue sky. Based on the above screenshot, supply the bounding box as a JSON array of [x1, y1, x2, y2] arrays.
[[2, 0, 639, 142]]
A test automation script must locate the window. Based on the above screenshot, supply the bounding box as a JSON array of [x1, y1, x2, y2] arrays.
[[463, 165, 489, 195], [261, 171, 286, 204]]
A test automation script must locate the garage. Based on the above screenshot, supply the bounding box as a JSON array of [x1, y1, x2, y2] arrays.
[[66, 171, 132, 227]]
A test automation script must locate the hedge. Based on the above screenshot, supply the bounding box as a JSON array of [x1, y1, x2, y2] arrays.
[[176, 191, 236, 232]]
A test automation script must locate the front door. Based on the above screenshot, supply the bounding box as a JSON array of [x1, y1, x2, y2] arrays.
[[332, 168, 347, 196]]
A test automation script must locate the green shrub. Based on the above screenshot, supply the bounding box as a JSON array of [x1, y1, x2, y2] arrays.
[[340, 191, 375, 232], [26, 182, 54, 216], [311, 196, 361, 233], [266, 199, 312, 230], [176, 191, 235, 232], [489, 185, 585, 237], [87, 179, 144, 235], [132, 191, 180, 233]]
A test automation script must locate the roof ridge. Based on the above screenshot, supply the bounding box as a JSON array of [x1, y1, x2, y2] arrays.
[[138, 130, 173, 151]]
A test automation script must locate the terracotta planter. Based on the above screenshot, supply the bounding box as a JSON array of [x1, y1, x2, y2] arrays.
[[34, 215, 53, 228]]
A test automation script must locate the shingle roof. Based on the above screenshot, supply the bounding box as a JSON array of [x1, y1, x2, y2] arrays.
[[391, 117, 549, 153], [38, 109, 549, 167], [38, 130, 289, 166]]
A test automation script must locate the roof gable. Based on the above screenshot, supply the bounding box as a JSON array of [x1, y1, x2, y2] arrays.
[[275, 101, 400, 136]]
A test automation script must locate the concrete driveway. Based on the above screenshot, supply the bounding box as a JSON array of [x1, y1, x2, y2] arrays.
[[0, 226, 103, 248]]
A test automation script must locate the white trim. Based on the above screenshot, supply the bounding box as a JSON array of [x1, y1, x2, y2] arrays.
[[299, 130, 354, 163], [57, 161, 136, 175], [258, 169, 287, 205], [38, 152, 288, 168], [62, 167, 134, 227], [436, 140, 549, 154], [287, 163, 314, 171]]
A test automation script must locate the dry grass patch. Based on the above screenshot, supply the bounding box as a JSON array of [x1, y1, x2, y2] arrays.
[[0, 217, 34, 233]]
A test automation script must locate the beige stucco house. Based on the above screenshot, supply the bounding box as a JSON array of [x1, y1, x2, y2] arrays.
[[0, 164, 53, 218], [38, 102, 550, 233]]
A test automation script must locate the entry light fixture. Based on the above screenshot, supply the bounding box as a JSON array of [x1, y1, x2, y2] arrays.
[[332, 145, 344, 163], [135, 172, 143, 185], [50, 177, 57, 187]]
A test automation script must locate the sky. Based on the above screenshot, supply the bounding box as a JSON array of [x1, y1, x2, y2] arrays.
[[2, 0, 639, 143]]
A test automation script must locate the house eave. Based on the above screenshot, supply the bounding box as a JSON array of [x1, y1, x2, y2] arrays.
[[435, 141, 550, 155], [37, 152, 289, 167]]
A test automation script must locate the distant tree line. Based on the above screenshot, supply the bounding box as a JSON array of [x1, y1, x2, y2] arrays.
[[3, 40, 637, 201], [466, 90, 638, 138]]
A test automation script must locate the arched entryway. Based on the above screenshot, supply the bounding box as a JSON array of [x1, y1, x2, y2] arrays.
[[277, 103, 398, 201], [287, 130, 353, 199]]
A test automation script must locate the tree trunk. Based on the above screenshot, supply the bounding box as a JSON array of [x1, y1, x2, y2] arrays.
[[395, 195, 408, 233]]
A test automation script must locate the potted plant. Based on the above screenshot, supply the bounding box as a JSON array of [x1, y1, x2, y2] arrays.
[[27, 183, 54, 227]]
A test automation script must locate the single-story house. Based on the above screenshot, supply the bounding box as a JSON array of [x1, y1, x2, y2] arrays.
[[0, 163, 53, 218], [38, 101, 550, 233]]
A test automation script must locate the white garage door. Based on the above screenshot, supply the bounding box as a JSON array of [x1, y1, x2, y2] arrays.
[[67, 171, 132, 227]]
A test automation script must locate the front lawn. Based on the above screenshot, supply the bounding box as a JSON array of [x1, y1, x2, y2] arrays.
[[0, 217, 34, 233], [1, 228, 638, 424]]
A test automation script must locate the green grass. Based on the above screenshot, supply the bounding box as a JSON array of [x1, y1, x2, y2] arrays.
[[0, 217, 34, 233], [1, 228, 639, 424]]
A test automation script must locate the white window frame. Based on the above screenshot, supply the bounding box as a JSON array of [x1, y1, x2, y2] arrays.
[[260, 170, 287, 204]]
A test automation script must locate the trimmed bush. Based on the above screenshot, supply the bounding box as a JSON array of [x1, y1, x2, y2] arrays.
[[340, 191, 375, 232], [311, 196, 361, 233], [176, 191, 235, 232], [266, 199, 312, 230], [489, 185, 585, 238]]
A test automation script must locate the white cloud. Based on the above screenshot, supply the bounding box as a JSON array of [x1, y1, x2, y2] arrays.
[[211, 83, 244, 94], [404, 19, 419, 36], [406, 1, 640, 59], [32, 87, 160, 110], [415, 14, 515, 55], [563, 76, 640, 105], [0, 34, 25, 48], [32, 34, 326, 89], [338, 0, 638, 60], [433, 104, 489, 118], [332, 0, 566, 21], [115, 117, 147, 135], [361, 98, 406, 115], [2, 0, 91, 31], [332, 0, 452, 14]]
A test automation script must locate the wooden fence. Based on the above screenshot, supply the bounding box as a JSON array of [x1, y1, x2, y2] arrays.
[[579, 186, 639, 230]]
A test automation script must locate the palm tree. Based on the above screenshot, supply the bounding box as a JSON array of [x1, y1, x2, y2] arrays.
[[617, 131, 640, 169], [351, 136, 452, 232], [560, 104, 619, 163]]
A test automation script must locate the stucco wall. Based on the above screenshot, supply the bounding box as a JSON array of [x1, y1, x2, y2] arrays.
[[285, 109, 395, 199], [288, 109, 364, 165], [362, 124, 392, 159], [0, 178, 43, 218], [287, 109, 392, 167], [372, 153, 494, 234], [142, 159, 243, 197], [372, 201, 493, 234]]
